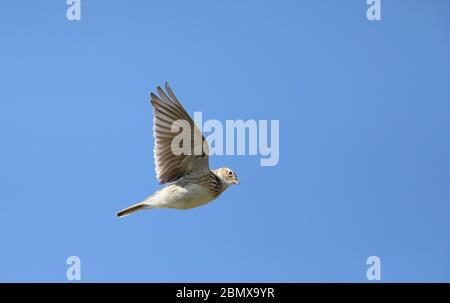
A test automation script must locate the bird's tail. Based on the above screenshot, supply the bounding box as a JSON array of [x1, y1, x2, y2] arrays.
[[116, 201, 152, 218]]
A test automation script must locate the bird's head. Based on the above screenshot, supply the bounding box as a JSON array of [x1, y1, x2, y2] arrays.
[[215, 167, 240, 186]]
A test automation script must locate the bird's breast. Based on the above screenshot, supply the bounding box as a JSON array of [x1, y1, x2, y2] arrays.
[[158, 183, 216, 210]]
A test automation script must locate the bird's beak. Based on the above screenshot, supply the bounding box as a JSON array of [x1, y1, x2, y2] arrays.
[[233, 179, 240, 185]]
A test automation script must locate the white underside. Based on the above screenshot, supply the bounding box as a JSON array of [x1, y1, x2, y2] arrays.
[[145, 183, 216, 210]]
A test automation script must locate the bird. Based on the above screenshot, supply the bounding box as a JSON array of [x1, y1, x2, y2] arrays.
[[116, 82, 240, 218]]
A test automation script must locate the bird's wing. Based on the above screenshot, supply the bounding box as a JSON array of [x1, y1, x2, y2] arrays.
[[150, 82, 210, 184]]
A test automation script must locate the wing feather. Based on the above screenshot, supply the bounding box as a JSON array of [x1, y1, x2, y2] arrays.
[[150, 82, 210, 184]]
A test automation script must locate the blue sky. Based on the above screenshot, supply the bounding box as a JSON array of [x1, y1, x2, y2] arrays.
[[1, 0, 449, 282]]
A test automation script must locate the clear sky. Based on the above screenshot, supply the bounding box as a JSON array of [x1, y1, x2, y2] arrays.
[[0, 0, 449, 282]]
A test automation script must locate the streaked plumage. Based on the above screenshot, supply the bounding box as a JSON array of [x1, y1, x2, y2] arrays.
[[117, 82, 239, 218]]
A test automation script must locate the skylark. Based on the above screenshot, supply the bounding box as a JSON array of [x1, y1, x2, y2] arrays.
[[117, 82, 240, 218]]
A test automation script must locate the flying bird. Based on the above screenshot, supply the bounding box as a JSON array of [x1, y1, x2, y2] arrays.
[[117, 83, 240, 218]]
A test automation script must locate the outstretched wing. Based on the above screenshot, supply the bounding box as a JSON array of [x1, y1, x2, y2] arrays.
[[150, 82, 210, 184]]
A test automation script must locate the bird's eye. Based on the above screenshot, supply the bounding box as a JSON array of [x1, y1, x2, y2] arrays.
[[228, 171, 233, 176]]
